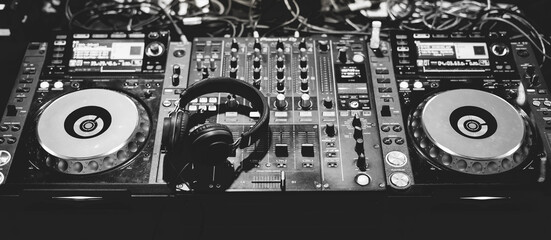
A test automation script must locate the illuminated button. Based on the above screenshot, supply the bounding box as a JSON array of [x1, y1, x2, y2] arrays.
[[413, 81, 423, 89], [274, 112, 288, 118], [399, 81, 409, 89], [0, 150, 11, 166], [208, 105, 217, 111], [40, 81, 50, 89], [197, 105, 207, 111], [191, 98, 198, 103], [188, 105, 198, 111], [208, 97, 218, 103], [249, 111, 260, 118], [199, 97, 208, 103], [355, 173, 370, 186], [162, 100, 172, 107], [352, 54, 365, 63], [533, 100, 541, 107], [385, 151, 408, 167], [53, 81, 63, 88], [544, 101, 551, 107], [390, 172, 410, 188]]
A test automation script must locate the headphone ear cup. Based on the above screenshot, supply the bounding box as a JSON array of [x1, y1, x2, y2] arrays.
[[188, 123, 234, 164], [162, 110, 190, 150]]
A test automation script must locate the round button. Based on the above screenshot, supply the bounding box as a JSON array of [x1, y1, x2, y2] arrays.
[[0, 125, 8, 132], [390, 172, 410, 188], [392, 125, 402, 132], [57, 159, 68, 171], [40, 81, 50, 89], [399, 81, 409, 89], [162, 100, 172, 107], [394, 138, 405, 145], [385, 151, 408, 167], [0, 150, 12, 166], [88, 161, 99, 171], [381, 125, 390, 132], [355, 173, 371, 186], [353, 54, 365, 63], [382, 137, 392, 145], [349, 101, 359, 109], [0, 172, 4, 184], [73, 162, 83, 172], [413, 81, 423, 89], [53, 81, 63, 88]]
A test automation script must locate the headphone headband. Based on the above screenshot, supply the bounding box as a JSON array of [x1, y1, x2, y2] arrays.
[[178, 77, 270, 149]]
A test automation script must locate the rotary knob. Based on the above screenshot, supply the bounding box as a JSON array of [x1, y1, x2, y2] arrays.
[[323, 97, 333, 109], [356, 153, 367, 172], [299, 93, 312, 110], [172, 74, 180, 86], [319, 40, 328, 52], [230, 56, 238, 68], [300, 78, 309, 93], [276, 39, 284, 51], [209, 58, 216, 71], [229, 67, 238, 78], [355, 138, 365, 154], [276, 79, 285, 93], [299, 56, 308, 68], [201, 68, 209, 79], [299, 38, 307, 51], [146, 42, 164, 57], [253, 67, 261, 80], [299, 67, 308, 80], [276, 56, 285, 69], [253, 56, 261, 68], [231, 38, 239, 52], [353, 126, 363, 140], [276, 68, 285, 80], [325, 123, 336, 137], [253, 38, 261, 52], [275, 93, 287, 110], [352, 114, 362, 128], [338, 48, 348, 63]]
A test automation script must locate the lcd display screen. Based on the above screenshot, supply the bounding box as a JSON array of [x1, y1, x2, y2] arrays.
[[68, 40, 144, 73]]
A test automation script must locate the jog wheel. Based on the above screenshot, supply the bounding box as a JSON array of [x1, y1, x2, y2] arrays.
[[36, 89, 151, 175], [408, 89, 534, 175]]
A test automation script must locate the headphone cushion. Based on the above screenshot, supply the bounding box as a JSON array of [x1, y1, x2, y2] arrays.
[[176, 110, 191, 144], [188, 123, 234, 162]]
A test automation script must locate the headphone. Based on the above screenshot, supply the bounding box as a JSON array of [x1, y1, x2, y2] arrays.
[[162, 77, 270, 165]]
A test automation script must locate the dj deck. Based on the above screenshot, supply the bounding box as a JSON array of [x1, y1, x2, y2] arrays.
[[0, 0, 550, 239]]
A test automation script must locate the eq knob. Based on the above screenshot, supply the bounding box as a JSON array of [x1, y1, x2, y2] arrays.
[[201, 68, 209, 79], [253, 56, 261, 68], [300, 67, 308, 80], [353, 126, 363, 140], [300, 78, 309, 93], [196, 58, 204, 70], [253, 79, 261, 89], [231, 38, 239, 52], [276, 56, 285, 69], [230, 56, 238, 68], [338, 48, 348, 63], [299, 38, 307, 51], [352, 114, 362, 128], [276, 79, 285, 93], [209, 58, 217, 71], [299, 93, 312, 110], [323, 97, 333, 109], [276, 39, 284, 51], [253, 38, 261, 52], [172, 74, 180, 86], [253, 67, 261, 80], [173, 64, 181, 75], [325, 123, 336, 137], [276, 68, 285, 80], [299, 56, 308, 68], [319, 40, 329, 52], [229, 67, 238, 78], [356, 153, 367, 172], [355, 138, 364, 154], [275, 93, 287, 110]]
